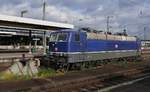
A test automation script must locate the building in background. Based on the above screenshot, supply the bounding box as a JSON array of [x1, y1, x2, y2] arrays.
[[141, 40, 150, 48], [0, 14, 74, 52]]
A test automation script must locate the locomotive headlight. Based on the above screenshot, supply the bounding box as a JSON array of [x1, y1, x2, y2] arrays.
[[55, 47, 58, 52]]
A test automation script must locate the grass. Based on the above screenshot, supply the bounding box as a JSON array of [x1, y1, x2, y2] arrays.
[[0, 67, 64, 81], [37, 67, 56, 78], [37, 67, 64, 78], [0, 72, 19, 80], [0, 72, 33, 80]]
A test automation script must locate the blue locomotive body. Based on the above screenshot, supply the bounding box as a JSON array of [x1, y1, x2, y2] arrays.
[[48, 29, 141, 64]]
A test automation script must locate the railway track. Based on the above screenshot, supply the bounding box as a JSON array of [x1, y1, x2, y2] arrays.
[[45, 63, 150, 92], [0, 60, 150, 92]]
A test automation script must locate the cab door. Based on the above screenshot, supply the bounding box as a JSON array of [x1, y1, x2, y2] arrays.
[[74, 32, 86, 52], [74, 32, 87, 62]]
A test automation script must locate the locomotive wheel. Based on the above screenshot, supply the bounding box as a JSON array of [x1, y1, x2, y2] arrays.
[[69, 63, 84, 70], [62, 63, 70, 73], [56, 63, 69, 73], [56, 58, 70, 73]]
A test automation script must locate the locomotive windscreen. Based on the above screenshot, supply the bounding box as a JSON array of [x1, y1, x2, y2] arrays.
[[49, 32, 68, 42]]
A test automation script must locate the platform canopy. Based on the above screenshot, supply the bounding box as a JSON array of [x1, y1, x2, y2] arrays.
[[0, 14, 74, 30]]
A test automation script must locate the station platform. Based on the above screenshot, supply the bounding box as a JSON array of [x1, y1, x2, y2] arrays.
[[0, 52, 43, 60]]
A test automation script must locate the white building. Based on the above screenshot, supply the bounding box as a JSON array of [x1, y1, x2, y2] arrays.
[[141, 40, 150, 48]]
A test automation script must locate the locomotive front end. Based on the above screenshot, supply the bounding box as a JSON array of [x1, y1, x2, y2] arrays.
[[46, 31, 70, 69], [49, 31, 70, 57]]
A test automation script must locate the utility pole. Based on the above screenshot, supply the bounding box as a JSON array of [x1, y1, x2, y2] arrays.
[[42, 0, 47, 54], [106, 16, 109, 32], [21, 10, 28, 17], [29, 30, 32, 53], [20, 10, 32, 53], [144, 27, 146, 40], [106, 16, 113, 33], [42, 1, 46, 20]]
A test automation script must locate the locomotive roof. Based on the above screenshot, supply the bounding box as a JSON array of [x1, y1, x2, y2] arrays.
[[53, 29, 135, 37], [52, 29, 82, 33]]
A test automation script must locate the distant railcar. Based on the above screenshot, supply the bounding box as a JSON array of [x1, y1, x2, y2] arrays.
[[45, 29, 141, 70]]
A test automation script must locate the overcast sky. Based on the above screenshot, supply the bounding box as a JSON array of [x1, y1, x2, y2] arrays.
[[0, 0, 150, 39]]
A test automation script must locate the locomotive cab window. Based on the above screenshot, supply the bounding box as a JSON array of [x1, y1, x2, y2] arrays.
[[49, 33, 68, 42], [57, 33, 68, 42], [49, 34, 57, 42], [75, 33, 80, 42]]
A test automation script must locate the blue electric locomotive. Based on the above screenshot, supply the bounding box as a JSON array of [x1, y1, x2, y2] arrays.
[[46, 29, 141, 70]]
